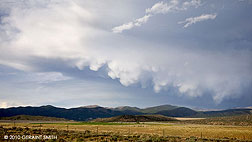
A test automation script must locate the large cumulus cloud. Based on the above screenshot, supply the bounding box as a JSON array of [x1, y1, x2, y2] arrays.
[[0, 0, 251, 104]]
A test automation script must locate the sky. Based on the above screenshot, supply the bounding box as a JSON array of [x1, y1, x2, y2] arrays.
[[0, 0, 251, 109]]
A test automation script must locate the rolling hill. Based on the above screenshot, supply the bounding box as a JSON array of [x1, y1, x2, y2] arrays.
[[0, 115, 68, 121], [0, 105, 125, 121], [197, 108, 252, 117], [141, 105, 179, 113], [113, 105, 179, 114], [156, 107, 198, 117], [92, 114, 178, 122], [0, 105, 251, 121], [182, 114, 252, 126]]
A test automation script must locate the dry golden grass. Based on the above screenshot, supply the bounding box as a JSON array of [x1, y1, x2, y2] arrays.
[[175, 117, 206, 121], [1, 122, 252, 140]]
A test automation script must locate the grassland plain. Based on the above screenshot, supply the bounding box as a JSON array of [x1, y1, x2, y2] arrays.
[[1, 121, 252, 142], [181, 114, 252, 126]]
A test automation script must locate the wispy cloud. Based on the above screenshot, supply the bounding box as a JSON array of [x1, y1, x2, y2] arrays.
[[112, 14, 152, 33], [112, 0, 201, 33], [27, 72, 72, 83], [178, 13, 217, 28], [145, 0, 179, 14], [181, 0, 201, 10]]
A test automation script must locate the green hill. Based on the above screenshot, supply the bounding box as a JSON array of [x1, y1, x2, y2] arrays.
[[156, 107, 198, 117], [0, 115, 68, 121], [92, 114, 178, 122], [141, 105, 178, 113], [114, 106, 141, 112], [0, 105, 126, 121]]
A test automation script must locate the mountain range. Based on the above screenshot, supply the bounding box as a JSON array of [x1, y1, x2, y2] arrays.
[[0, 104, 251, 121]]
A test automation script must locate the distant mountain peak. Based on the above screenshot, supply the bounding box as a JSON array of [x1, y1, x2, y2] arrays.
[[141, 104, 178, 113], [79, 105, 101, 108], [116, 106, 140, 109], [41, 105, 56, 108], [232, 106, 252, 110]]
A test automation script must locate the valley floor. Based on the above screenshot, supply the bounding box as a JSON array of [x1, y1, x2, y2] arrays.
[[1, 121, 252, 141]]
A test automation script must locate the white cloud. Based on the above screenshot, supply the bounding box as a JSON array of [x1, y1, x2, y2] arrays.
[[0, 102, 8, 108], [112, 0, 201, 33], [135, 14, 152, 26], [0, 101, 33, 108], [112, 14, 152, 33], [0, 0, 251, 104], [145, 0, 179, 14], [182, 0, 201, 10], [112, 22, 134, 33], [178, 13, 217, 28]]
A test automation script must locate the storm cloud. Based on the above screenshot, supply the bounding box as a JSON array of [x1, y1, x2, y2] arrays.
[[0, 0, 251, 108]]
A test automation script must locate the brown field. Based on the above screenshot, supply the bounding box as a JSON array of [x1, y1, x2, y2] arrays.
[[181, 114, 252, 126], [175, 117, 206, 121], [1, 121, 252, 141]]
